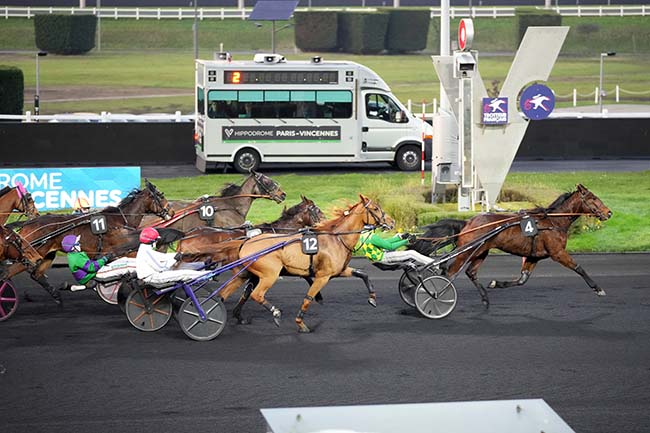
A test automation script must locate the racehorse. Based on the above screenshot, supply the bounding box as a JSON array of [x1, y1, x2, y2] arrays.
[[233, 195, 394, 333], [418, 184, 612, 307], [140, 171, 286, 231], [176, 195, 324, 257], [5, 180, 173, 303], [0, 183, 39, 225]]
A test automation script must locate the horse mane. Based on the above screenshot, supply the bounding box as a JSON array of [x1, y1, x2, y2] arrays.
[[527, 190, 574, 214], [99, 188, 142, 213], [315, 201, 359, 231], [219, 182, 242, 197], [0, 186, 13, 197]]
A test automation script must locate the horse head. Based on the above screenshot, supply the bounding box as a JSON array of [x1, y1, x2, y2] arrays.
[[144, 179, 174, 220], [14, 182, 40, 219], [287, 195, 324, 226], [251, 171, 286, 203], [359, 194, 395, 230], [576, 184, 612, 221]]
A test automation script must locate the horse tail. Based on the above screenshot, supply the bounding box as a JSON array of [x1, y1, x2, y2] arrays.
[[156, 228, 186, 248], [412, 218, 467, 257]]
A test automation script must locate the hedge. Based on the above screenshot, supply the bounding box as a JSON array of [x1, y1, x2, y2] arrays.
[[294, 11, 338, 52], [515, 7, 562, 46], [34, 14, 97, 55], [337, 12, 390, 54], [381, 8, 430, 53], [0, 66, 24, 115]]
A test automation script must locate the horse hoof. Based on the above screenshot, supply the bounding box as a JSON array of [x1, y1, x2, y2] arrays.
[[297, 323, 311, 333], [488, 280, 496, 289], [367, 297, 377, 308], [236, 317, 250, 325], [481, 299, 490, 309], [596, 289, 606, 297]]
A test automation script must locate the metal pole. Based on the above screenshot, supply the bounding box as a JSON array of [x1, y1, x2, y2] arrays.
[[272, 20, 276, 53], [97, 0, 101, 52], [599, 53, 604, 113], [35, 53, 40, 116], [193, 0, 199, 59]]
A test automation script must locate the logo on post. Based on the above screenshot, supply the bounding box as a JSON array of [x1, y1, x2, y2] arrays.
[[482, 97, 508, 125], [520, 84, 555, 120]]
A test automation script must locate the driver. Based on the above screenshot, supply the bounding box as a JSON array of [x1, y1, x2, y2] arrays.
[[61, 234, 113, 291], [357, 229, 433, 268], [136, 227, 211, 286]]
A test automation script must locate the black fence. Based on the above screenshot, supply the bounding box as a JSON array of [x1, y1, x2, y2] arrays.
[[0, 118, 648, 168]]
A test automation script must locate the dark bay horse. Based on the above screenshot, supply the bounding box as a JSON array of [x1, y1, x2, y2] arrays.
[[176, 195, 324, 257], [417, 184, 612, 307], [5, 180, 173, 303], [0, 225, 43, 281], [0, 184, 40, 225], [140, 171, 286, 231], [233, 195, 394, 333]]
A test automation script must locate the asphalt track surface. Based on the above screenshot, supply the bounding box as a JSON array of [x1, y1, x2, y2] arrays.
[[1, 254, 649, 433]]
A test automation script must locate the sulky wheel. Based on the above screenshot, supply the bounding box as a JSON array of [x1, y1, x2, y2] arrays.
[[414, 276, 457, 319], [96, 281, 121, 305], [125, 288, 172, 332], [177, 296, 227, 342], [0, 279, 19, 322], [398, 267, 436, 307]]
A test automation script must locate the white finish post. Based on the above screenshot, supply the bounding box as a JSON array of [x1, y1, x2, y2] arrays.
[[595, 87, 599, 104], [616, 85, 619, 102], [80, 0, 86, 7], [421, 101, 426, 186], [573, 88, 577, 106], [407, 99, 412, 112]]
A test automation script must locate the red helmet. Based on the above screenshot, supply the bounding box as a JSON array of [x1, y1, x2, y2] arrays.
[[139, 227, 160, 244]]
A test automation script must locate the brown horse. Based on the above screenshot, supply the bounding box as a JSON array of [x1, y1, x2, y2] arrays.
[[420, 184, 612, 307], [0, 184, 39, 225], [232, 195, 394, 333], [140, 171, 286, 231], [5, 180, 173, 303], [0, 225, 43, 281], [177, 195, 324, 257]]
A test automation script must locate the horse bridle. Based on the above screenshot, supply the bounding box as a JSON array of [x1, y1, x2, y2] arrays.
[[253, 172, 282, 201], [16, 188, 38, 219], [578, 189, 607, 220], [306, 203, 322, 224], [363, 199, 390, 229], [1, 228, 40, 271], [146, 183, 173, 220]]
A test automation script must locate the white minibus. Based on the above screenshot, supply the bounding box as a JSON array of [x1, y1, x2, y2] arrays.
[[194, 54, 432, 173]]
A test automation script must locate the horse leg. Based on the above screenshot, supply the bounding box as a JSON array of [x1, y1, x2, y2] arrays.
[[465, 251, 490, 308], [295, 276, 331, 333], [550, 250, 606, 296], [488, 258, 539, 289], [232, 278, 256, 325], [248, 272, 283, 327], [345, 267, 377, 307], [302, 277, 324, 304], [31, 257, 62, 306]]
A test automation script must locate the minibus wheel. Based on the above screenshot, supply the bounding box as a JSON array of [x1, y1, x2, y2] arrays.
[[233, 148, 261, 173], [395, 145, 420, 171]]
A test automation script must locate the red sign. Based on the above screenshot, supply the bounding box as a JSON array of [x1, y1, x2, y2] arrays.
[[458, 18, 474, 51]]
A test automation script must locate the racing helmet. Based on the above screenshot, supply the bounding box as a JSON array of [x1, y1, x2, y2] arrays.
[[62, 235, 81, 253], [139, 227, 160, 244], [74, 197, 91, 211]]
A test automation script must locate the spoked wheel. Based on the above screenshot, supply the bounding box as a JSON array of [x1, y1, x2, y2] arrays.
[[414, 276, 457, 319], [96, 281, 121, 305], [0, 280, 19, 322], [398, 267, 436, 307], [177, 297, 227, 341], [125, 288, 172, 332]]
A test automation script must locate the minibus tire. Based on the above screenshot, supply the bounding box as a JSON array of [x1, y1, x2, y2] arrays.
[[395, 145, 420, 171], [233, 148, 261, 173]]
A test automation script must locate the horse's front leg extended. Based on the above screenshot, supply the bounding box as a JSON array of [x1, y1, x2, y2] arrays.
[[295, 275, 331, 333], [489, 258, 539, 289], [550, 250, 606, 296], [465, 251, 490, 308]]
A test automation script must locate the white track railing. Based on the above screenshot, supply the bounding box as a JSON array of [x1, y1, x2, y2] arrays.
[[0, 111, 193, 123], [5, 6, 647, 20]]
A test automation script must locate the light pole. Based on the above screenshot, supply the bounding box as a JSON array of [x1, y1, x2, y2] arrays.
[[599, 51, 616, 113], [35, 51, 47, 117]]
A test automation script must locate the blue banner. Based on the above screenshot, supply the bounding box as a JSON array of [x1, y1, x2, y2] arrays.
[[0, 167, 141, 211]]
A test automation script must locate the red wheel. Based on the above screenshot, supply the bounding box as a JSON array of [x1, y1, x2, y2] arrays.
[[0, 280, 19, 322]]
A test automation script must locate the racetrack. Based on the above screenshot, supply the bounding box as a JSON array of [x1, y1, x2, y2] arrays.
[[1, 254, 649, 433]]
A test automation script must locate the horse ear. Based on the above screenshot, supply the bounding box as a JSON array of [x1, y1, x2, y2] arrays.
[[301, 194, 306, 202], [358, 194, 368, 203], [576, 183, 586, 192]]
